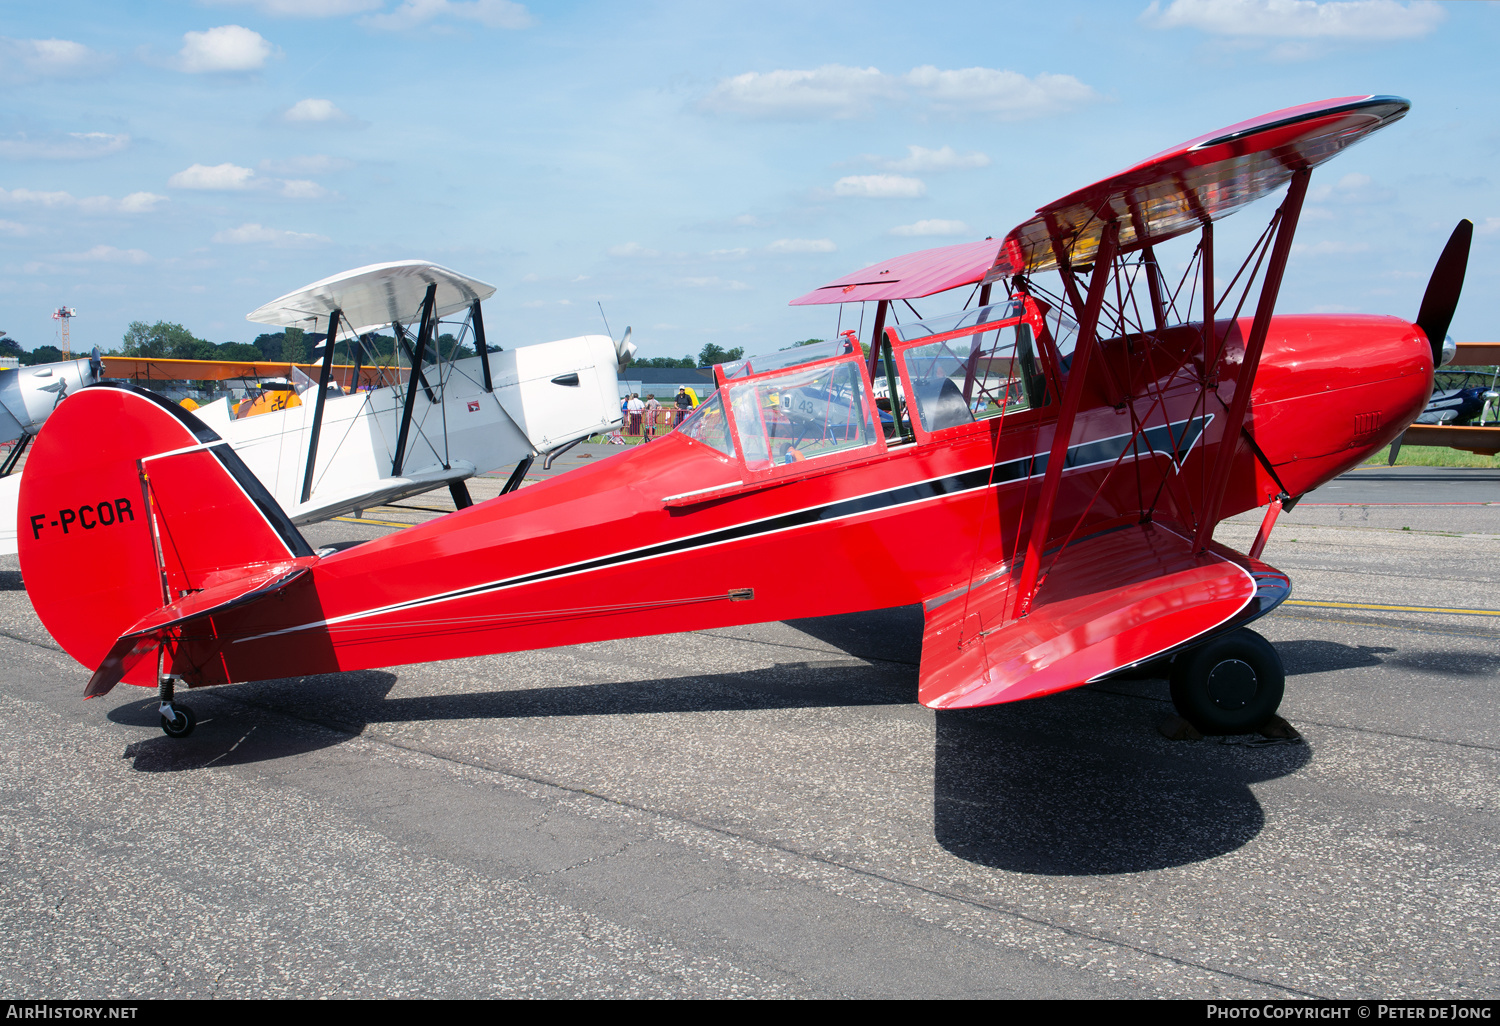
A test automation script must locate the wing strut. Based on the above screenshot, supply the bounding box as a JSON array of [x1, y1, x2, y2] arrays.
[[472, 300, 494, 393], [863, 299, 889, 383], [392, 283, 438, 477], [1014, 220, 1120, 618], [1190, 167, 1310, 553], [300, 307, 341, 504], [393, 324, 439, 403]]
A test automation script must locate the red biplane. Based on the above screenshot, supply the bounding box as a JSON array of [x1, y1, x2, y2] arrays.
[[19, 96, 1464, 739]]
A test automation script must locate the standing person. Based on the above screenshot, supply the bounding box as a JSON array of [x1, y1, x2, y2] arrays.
[[626, 392, 644, 438], [642, 393, 662, 441], [674, 386, 692, 425]]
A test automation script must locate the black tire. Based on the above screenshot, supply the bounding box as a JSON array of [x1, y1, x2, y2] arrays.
[[160, 704, 197, 739], [1169, 628, 1284, 735]]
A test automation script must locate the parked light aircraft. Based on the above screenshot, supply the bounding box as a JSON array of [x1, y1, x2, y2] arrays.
[[18, 96, 1458, 743], [1, 260, 633, 552]]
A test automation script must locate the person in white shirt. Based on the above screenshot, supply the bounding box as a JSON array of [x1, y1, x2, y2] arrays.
[[626, 393, 644, 438]]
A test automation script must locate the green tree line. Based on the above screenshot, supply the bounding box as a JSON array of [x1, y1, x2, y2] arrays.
[[114, 321, 476, 365]]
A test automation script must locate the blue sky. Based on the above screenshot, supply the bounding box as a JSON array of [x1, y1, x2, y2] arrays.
[[1, 0, 1495, 361]]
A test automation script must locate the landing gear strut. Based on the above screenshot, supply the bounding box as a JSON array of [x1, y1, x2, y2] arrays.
[[1169, 628, 1284, 735], [158, 676, 196, 739]]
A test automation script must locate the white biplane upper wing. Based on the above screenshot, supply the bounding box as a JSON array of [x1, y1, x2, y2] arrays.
[[246, 260, 497, 334]]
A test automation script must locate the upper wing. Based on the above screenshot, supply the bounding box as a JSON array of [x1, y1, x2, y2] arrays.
[[788, 239, 1002, 306], [918, 523, 1289, 710], [987, 95, 1409, 280], [246, 260, 496, 335]]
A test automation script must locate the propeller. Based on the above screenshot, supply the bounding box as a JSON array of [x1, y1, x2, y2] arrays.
[[1414, 219, 1473, 368], [615, 325, 637, 372]]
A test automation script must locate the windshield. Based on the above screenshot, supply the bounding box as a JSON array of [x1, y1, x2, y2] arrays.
[[718, 337, 856, 380], [888, 300, 1025, 343], [674, 391, 735, 456], [726, 358, 879, 472], [901, 321, 1044, 434]]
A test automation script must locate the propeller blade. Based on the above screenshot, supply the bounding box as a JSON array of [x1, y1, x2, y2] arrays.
[[615, 326, 637, 372], [1414, 219, 1472, 367]]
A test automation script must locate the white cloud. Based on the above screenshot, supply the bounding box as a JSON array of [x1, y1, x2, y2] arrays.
[[700, 65, 894, 119], [872, 145, 990, 173], [212, 222, 330, 246], [57, 245, 150, 264], [168, 162, 332, 198], [1306, 171, 1393, 205], [702, 64, 1096, 121], [890, 219, 972, 237], [834, 174, 926, 199], [0, 221, 33, 237], [0, 37, 107, 81], [904, 66, 1098, 118], [259, 154, 351, 175], [0, 132, 129, 160], [177, 25, 274, 73], [1141, 0, 1445, 39], [201, 0, 382, 14], [366, 0, 533, 31], [608, 242, 660, 258], [118, 192, 168, 213], [674, 276, 749, 291], [169, 163, 257, 190], [277, 179, 331, 199], [281, 98, 355, 124], [766, 238, 837, 253], [1474, 218, 1500, 237], [708, 247, 750, 259], [0, 186, 166, 215]]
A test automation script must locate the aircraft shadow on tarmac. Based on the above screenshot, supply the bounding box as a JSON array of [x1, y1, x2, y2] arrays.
[[110, 604, 1312, 876], [1277, 639, 1394, 673], [0, 570, 24, 591]]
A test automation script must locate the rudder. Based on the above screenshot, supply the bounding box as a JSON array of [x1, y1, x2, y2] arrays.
[[18, 383, 313, 687]]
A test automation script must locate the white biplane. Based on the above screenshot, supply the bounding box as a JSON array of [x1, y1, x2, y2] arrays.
[[0, 261, 633, 551]]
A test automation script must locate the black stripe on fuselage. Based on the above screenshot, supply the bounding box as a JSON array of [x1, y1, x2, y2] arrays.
[[309, 414, 1212, 627]]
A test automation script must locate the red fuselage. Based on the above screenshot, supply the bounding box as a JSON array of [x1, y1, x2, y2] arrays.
[[120, 310, 1427, 692]]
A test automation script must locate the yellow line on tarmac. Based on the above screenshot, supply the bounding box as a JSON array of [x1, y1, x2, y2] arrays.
[[1285, 599, 1500, 617], [333, 516, 414, 528]]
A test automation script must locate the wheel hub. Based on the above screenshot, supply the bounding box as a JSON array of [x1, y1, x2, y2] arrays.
[[1206, 658, 1258, 709]]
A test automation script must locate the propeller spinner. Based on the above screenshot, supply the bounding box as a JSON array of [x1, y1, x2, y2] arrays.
[[1414, 219, 1473, 368]]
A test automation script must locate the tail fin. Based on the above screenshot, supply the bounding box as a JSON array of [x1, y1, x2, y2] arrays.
[[18, 383, 313, 690]]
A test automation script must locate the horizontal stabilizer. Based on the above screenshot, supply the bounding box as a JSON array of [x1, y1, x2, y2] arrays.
[[920, 524, 1287, 710], [86, 561, 314, 698]]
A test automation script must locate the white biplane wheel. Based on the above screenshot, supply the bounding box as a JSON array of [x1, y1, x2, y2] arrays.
[[1169, 628, 1284, 735], [160, 705, 197, 739]]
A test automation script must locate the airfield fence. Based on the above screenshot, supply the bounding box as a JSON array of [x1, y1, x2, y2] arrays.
[[619, 408, 690, 439]]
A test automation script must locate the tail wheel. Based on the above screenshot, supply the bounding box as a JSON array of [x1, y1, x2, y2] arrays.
[[1169, 628, 1284, 735], [160, 705, 197, 739]]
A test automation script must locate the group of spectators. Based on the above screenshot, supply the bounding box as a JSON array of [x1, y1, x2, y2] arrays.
[[622, 386, 698, 441]]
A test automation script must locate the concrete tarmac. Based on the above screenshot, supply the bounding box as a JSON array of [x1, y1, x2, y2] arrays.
[[0, 465, 1495, 998]]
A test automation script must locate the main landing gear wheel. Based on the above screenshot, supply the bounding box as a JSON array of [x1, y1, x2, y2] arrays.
[[160, 704, 196, 738], [1169, 628, 1284, 735]]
